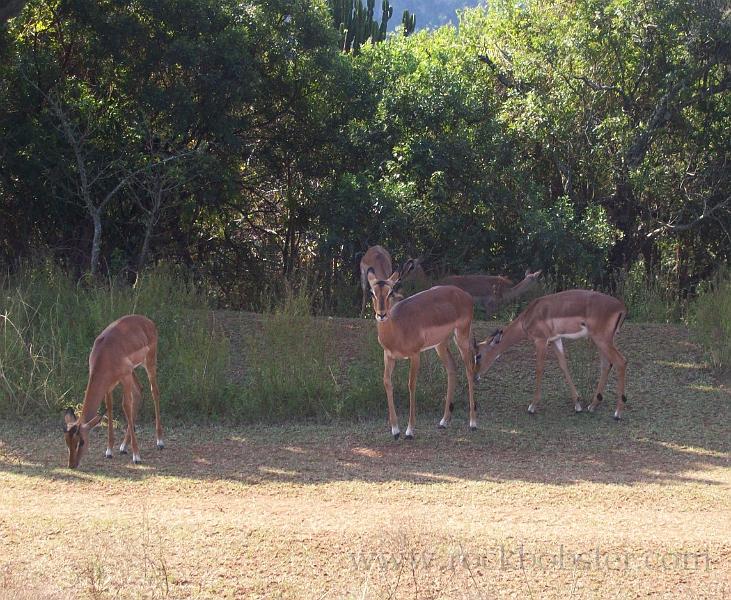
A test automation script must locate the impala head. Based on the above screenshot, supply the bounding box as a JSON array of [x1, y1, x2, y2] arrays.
[[367, 260, 414, 321], [525, 269, 542, 282], [473, 328, 503, 381], [63, 408, 103, 469]]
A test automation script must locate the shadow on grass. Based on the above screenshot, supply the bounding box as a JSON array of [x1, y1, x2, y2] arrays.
[[1, 322, 728, 488]]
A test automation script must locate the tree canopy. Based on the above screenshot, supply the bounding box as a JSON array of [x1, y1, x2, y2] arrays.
[[1, 0, 728, 311]]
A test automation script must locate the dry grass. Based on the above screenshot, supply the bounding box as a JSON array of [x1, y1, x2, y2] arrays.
[[0, 318, 729, 599]]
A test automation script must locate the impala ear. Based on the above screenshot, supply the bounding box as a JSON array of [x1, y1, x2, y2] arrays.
[[367, 269, 379, 288], [400, 259, 415, 279], [526, 269, 542, 279], [489, 329, 503, 345]]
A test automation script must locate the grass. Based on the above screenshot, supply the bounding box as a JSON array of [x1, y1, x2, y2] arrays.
[[0, 261, 231, 419], [1, 315, 729, 599], [690, 268, 731, 373]]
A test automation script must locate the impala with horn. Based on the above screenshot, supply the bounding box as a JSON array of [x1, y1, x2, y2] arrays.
[[367, 260, 477, 439], [62, 314, 164, 468], [473, 290, 628, 419], [437, 270, 542, 316]]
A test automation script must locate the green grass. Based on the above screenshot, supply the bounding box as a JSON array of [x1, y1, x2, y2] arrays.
[[690, 267, 731, 373], [0, 261, 231, 419]]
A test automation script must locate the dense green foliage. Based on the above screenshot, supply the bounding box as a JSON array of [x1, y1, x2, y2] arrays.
[[1, 0, 729, 312]]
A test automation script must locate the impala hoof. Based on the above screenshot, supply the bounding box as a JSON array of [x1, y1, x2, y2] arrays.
[[404, 433, 414, 440], [469, 425, 477, 432], [119, 449, 128, 455], [156, 440, 165, 450], [393, 432, 400, 440], [437, 423, 446, 430]]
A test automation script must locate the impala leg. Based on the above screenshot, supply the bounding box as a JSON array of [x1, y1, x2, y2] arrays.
[[405, 354, 420, 439], [529, 340, 548, 414], [455, 328, 477, 430], [435, 342, 457, 428], [121, 375, 142, 463], [595, 341, 627, 420], [383, 352, 400, 439], [588, 354, 611, 413], [104, 391, 114, 458], [552, 340, 582, 412], [144, 355, 165, 449]]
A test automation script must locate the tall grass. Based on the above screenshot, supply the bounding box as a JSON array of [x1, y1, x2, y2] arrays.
[[613, 264, 685, 322], [241, 283, 342, 420], [0, 261, 231, 418], [240, 282, 473, 424], [689, 267, 731, 373]]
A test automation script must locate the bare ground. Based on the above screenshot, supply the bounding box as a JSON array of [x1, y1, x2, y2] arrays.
[[0, 315, 729, 599]]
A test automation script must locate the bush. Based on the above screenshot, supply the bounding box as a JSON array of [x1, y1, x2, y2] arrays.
[[689, 268, 731, 372]]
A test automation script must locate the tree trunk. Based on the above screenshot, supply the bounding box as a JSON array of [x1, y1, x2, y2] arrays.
[[606, 179, 640, 278], [89, 208, 102, 278]]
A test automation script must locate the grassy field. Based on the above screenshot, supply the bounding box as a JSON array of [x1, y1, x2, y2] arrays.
[[0, 317, 729, 599]]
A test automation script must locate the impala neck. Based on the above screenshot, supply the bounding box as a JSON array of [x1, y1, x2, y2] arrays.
[[503, 276, 535, 302], [479, 316, 527, 374], [80, 374, 110, 425]]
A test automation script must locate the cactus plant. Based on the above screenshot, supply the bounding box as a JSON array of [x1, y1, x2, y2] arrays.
[[327, 0, 401, 53], [402, 9, 415, 36]]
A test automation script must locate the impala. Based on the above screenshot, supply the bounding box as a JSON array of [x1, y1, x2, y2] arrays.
[[360, 245, 427, 315], [474, 289, 628, 419], [63, 314, 164, 468], [367, 261, 477, 438], [438, 270, 542, 315], [360, 245, 393, 316]]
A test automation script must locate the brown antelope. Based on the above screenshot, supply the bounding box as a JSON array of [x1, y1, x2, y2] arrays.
[[360, 245, 393, 316], [438, 270, 542, 315], [367, 261, 477, 438], [360, 245, 427, 315], [474, 290, 628, 419], [63, 314, 164, 468]]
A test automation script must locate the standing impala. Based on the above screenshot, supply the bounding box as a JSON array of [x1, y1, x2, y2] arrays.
[[474, 290, 628, 419], [63, 314, 164, 468], [437, 270, 542, 315], [360, 245, 393, 316], [367, 261, 477, 439]]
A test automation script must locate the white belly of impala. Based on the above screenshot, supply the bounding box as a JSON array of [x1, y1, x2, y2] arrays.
[[548, 325, 589, 342]]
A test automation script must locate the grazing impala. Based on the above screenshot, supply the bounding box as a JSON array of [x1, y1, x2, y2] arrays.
[[474, 290, 628, 419], [367, 261, 477, 438], [438, 270, 542, 315], [63, 314, 164, 468]]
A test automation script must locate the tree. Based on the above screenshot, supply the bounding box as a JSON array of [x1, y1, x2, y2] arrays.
[[463, 0, 730, 287]]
